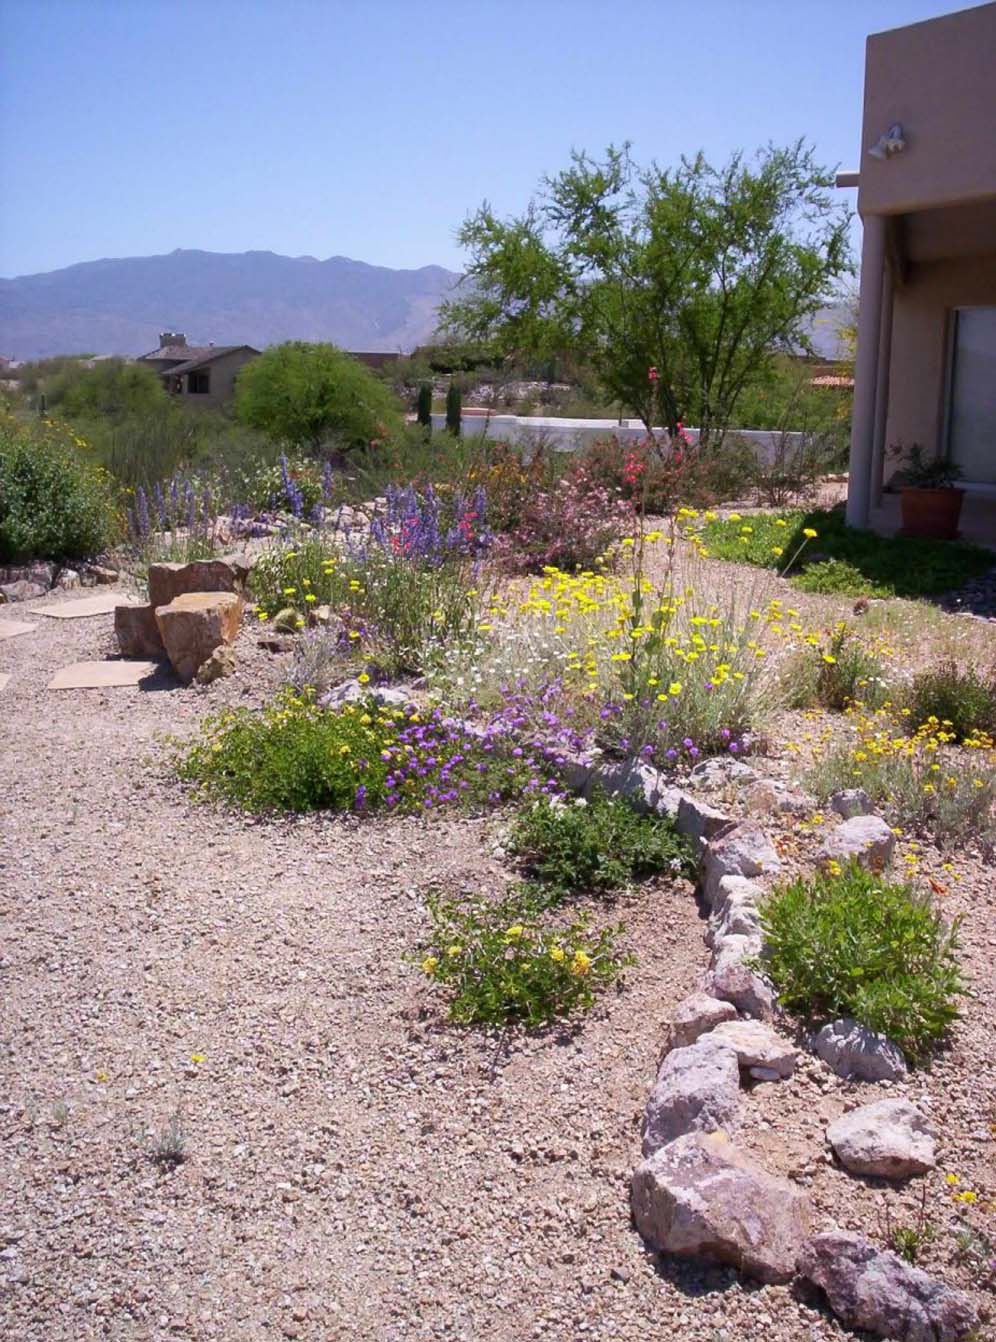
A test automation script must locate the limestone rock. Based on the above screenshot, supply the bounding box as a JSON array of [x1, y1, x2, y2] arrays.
[[817, 815, 895, 873], [676, 792, 734, 854], [80, 563, 119, 585], [148, 557, 250, 609], [797, 1231, 978, 1341], [55, 568, 80, 590], [830, 787, 875, 819], [702, 825, 781, 907], [699, 1020, 797, 1080], [642, 1036, 741, 1156], [813, 1018, 908, 1082], [670, 993, 739, 1049], [826, 1100, 936, 1179], [155, 591, 242, 683], [745, 778, 816, 816], [319, 679, 412, 710], [687, 758, 758, 790], [0, 580, 48, 603], [195, 645, 237, 685], [709, 932, 764, 975], [703, 961, 776, 1021], [632, 1131, 811, 1285], [583, 759, 683, 819], [708, 876, 764, 945], [115, 604, 166, 658]]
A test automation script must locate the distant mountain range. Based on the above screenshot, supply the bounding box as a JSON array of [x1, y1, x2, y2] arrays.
[[0, 249, 462, 360]]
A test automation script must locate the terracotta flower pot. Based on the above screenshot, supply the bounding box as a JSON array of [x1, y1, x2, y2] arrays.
[[898, 486, 964, 540]]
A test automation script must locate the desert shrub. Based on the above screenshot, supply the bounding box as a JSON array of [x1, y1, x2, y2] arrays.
[[791, 558, 891, 598], [702, 509, 993, 599], [418, 887, 633, 1027], [760, 863, 964, 1062], [240, 454, 332, 517], [175, 694, 561, 815], [497, 466, 633, 573], [0, 414, 120, 562], [782, 621, 889, 711], [508, 792, 692, 895], [235, 342, 403, 452], [577, 435, 755, 515], [805, 707, 996, 848], [903, 661, 996, 742]]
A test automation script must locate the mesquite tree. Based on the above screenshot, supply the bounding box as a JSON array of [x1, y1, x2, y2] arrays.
[[442, 142, 851, 446]]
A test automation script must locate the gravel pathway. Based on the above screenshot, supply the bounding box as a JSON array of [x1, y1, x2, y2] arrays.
[[2, 593, 993, 1341]]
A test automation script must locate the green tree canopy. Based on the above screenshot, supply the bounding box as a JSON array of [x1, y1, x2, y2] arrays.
[[442, 142, 852, 446], [45, 358, 167, 421], [235, 342, 403, 452]]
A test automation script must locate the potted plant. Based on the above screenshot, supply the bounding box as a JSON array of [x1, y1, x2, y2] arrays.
[[889, 443, 964, 540]]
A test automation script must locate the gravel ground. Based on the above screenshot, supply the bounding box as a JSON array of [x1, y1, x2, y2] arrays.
[[1, 589, 994, 1342]]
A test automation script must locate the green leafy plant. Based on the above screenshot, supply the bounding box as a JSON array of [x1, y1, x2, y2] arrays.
[[701, 508, 993, 599], [903, 661, 996, 742], [782, 620, 889, 711], [508, 792, 691, 896], [235, 342, 403, 452], [0, 413, 120, 562], [791, 558, 892, 598], [890, 442, 963, 490], [759, 863, 964, 1062], [417, 887, 633, 1027]]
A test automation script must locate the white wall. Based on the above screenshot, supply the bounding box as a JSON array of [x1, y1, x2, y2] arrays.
[[429, 413, 807, 465]]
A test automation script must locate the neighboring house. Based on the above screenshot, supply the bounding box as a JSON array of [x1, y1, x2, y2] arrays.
[[138, 332, 260, 405], [842, 2, 996, 532]]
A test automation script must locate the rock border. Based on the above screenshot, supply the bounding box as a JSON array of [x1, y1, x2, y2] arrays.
[[567, 753, 977, 1341]]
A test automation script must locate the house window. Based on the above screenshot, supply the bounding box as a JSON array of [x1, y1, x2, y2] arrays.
[[948, 308, 996, 484], [188, 370, 211, 395]]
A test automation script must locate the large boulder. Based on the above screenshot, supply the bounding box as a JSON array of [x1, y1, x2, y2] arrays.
[[155, 592, 242, 683], [676, 792, 734, 854], [797, 1231, 978, 1341], [670, 993, 739, 1049], [826, 1100, 936, 1179], [148, 557, 251, 609], [632, 1131, 811, 1285], [699, 1019, 798, 1081], [813, 1018, 908, 1082], [817, 815, 895, 873], [642, 1035, 741, 1156], [115, 604, 166, 658], [0, 579, 48, 603], [829, 787, 875, 819]]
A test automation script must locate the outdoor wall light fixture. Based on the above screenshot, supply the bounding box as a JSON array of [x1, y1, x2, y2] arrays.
[[868, 123, 907, 160]]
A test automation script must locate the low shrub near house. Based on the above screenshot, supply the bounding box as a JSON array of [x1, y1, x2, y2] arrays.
[[508, 792, 692, 896], [702, 508, 994, 598], [760, 863, 964, 1062], [0, 413, 120, 562], [903, 660, 996, 742], [418, 887, 633, 1027]]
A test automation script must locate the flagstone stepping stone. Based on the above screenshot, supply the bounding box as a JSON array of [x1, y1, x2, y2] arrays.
[[30, 593, 139, 619], [47, 659, 163, 689], [0, 672, 10, 692], [0, 619, 37, 640]]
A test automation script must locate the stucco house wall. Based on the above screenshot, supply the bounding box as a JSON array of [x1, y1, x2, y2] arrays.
[[178, 347, 257, 405], [885, 255, 996, 461]]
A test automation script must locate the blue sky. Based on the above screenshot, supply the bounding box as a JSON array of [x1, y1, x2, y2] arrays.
[[0, 0, 978, 278]]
